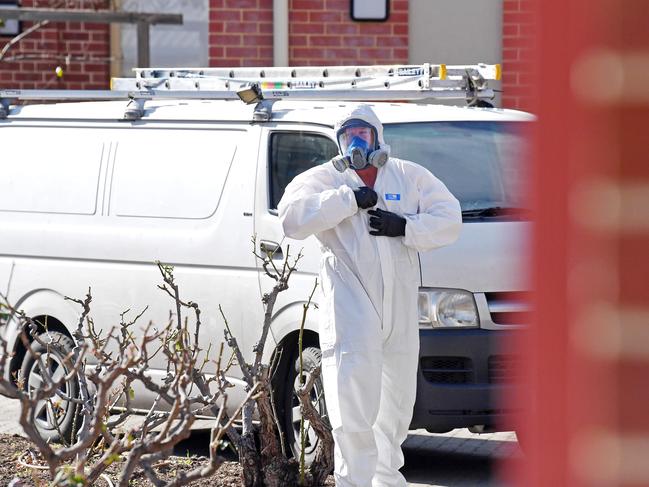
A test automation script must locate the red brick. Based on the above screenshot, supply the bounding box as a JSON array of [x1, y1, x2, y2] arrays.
[[378, 36, 407, 47], [259, 47, 273, 59], [290, 35, 308, 46], [91, 32, 109, 42], [39, 31, 59, 41], [393, 24, 408, 36], [210, 0, 225, 7], [358, 23, 391, 35], [292, 0, 324, 9], [0, 72, 12, 81], [225, 0, 258, 7], [310, 36, 342, 47], [389, 12, 408, 23], [344, 36, 375, 47], [292, 22, 324, 34], [326, 23, 359, 35], [225, 21, 259, 33], [61, 73, 90, 82], [21, 40, 37, 50], [325, 0, 348, 8], [82, 23, 108, 30], [259, 22, 273, 33], [210, 21, 226, 33], [34, 61, 56, 71], [241, 58, 261, 67], [86, 42, 108, 53], [209, 46, 225, 58], [84, 63, 107, 73], [226, 46, 259, 57], [212, 9, 242, 21], [322, 48, 358, 59], [292, 47, 330, 59], [219, 58, 246, 66], [61, 32, 89, 41], [359, 48, 393, 60], [243, 10, 273, 21], [289, 11, 309, 22], [34, 41, 58, 51], [309, 11, 341, 22], [393, 48, 408, 60], [243, 34, 274, 46], [211, 33, 243, 45]]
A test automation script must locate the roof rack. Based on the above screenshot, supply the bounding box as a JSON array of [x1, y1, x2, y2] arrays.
[[0, 63, 500, 120]]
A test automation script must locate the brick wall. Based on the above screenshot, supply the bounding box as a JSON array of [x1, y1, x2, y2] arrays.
[[207, 0, 409, 68], [208, 0, 274, 67], [501, 0, 536, 111], [0, 0, 111, 90], [289, 0, 408, 66]]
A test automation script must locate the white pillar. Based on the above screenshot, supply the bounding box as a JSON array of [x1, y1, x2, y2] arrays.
[[273, 0, 289, 66]]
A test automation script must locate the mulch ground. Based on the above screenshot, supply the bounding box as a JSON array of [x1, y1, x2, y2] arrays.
[[0, 433, 335, 486]]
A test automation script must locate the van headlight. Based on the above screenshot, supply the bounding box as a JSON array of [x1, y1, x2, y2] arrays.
[[418, 288, 479, 328]]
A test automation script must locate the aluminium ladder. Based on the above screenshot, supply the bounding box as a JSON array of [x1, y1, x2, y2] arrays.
[[0, 62, 501, 120]]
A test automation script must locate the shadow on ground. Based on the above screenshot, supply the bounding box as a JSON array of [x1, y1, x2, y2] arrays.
[[173, 429, 523, 487]]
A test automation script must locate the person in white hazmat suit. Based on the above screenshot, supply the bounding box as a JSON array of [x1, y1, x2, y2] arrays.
[[278, 104, 462, 487]]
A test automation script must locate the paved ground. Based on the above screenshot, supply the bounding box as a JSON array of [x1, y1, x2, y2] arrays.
[[0, 396, 522, 486]]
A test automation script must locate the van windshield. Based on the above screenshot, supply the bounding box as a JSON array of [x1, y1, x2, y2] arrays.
[[383, 121, 530, 221]]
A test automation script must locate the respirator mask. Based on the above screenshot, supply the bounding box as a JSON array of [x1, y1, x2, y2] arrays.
[[331, 119, 389, 172]]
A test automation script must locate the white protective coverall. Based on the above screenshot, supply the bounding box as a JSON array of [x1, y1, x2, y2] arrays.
[[278, 105, 462, 487]]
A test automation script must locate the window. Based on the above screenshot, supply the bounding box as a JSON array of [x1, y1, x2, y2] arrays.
[[111, 128, 243, 219], [0, 126, 103, 215], [383, 121, 530, 219], [269, 132, 339, 210]]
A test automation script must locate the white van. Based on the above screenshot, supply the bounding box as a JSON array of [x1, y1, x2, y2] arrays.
[[0, 69, 532, 455]]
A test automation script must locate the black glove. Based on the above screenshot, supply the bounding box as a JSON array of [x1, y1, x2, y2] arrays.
[[353, 186, 378, 209], [368, 208, 407, 237]]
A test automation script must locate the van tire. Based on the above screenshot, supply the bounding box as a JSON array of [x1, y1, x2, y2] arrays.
[[20, 331, 80, 443], [281, 346, 329, 464]]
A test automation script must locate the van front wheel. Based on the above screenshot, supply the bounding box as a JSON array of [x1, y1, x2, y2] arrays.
[[20, 331, 80, 443], [282, 346, 329, 464]]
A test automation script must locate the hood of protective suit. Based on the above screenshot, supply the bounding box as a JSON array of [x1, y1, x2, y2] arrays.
[[334, 104, 391, 158]]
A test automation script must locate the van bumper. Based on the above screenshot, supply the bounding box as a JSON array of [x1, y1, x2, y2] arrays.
[[410, 327, 522, 433]]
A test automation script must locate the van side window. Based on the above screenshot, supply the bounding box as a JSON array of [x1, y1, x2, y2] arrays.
[[269, 132, 339, 210], [110, 129, 244, 219], [0, 127, 103, 215]]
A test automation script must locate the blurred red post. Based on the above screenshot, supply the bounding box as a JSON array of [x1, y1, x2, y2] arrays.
[[504, 0, 649, 485]]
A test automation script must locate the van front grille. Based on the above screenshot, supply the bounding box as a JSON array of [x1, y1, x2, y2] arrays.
[[485, 291, 531, 326], [420, 356, 473, 384], [488, 355, 521, 383]]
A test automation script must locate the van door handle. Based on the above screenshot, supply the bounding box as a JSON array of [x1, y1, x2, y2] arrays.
[[260, 240, 283, 260]]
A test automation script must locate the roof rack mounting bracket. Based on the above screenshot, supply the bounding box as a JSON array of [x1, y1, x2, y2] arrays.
[[0, 98, 10, 119], [252, 99, 276, 122], [123, 97, 146, 121]]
